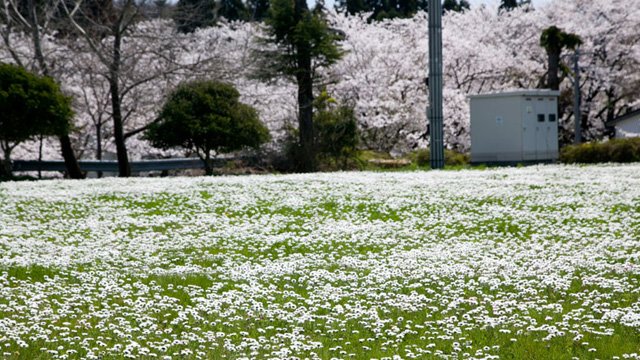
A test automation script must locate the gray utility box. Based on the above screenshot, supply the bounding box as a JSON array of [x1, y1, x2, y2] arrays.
[[469, 90, 560, 164]]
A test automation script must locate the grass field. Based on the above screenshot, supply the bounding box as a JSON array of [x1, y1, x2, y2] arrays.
[[1, 164, 640, 359]]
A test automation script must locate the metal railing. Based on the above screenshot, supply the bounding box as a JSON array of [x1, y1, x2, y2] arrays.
[[11, 158, 229, 173]]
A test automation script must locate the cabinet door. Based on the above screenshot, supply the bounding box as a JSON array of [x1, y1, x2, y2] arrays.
[[522, 98, 537, 160], [534, 98, 547, 160], [546, 99, 559, 159]]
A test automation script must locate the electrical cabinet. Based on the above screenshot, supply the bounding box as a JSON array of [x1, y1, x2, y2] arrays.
[[470, 90, 560, 164]]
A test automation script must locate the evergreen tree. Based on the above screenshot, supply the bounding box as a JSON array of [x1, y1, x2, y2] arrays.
[[499, 0, 518, 10], [0, 64, 74, 179], [397, 0, 418, 17], [337, 0, 368, 15], [247, 0, 270, 21], [3, 0, 85, 179], [337, 0, 428, 19], [174, 0, 216, 32], [499, 0, 531, 11], [313, 92, 359, 169], [217, 0, 249, 21], [540, 25, 582, 90], [443, 0, 469, 12], [174, 0, 248, 31], [146, 0, 174, 19], [416, 0, 428, 12], [261, 0, 342, 172], [145, 81, 270, 175]]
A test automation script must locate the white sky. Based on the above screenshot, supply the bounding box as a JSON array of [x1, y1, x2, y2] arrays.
[[315, 0, 552, 9], [467, 0, 550, 7]]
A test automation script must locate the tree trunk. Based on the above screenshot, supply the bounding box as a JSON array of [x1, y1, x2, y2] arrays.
[[294, 0, 315, 173], [96, 122, 103, 178], [1, 145, 12, 179], [59, 135, 85, 179], [38, 135, 43, 179], [547, 48, 560, 90], [109, 28, 131, 177], [28, 0, 84, 179], [296, 68, 315, 172], [203, 151, 213, 176], [545, 45, 562, 138], [0, 161, 10, 179]]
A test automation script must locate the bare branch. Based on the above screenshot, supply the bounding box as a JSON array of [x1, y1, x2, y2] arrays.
[[60, 0, 111, 67]]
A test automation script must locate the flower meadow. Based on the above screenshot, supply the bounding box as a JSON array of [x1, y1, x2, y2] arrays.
[[1, 165, 639, 360]]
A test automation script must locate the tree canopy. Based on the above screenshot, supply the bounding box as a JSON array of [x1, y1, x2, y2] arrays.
[[443, 0, 470, 13], [499, 0, 531, 11], [174, 0, 249, 32], [3, 0, 639, 166], [264, 0, 343, 76], [337, 0, 425, 20], [173, 0, 217, 33], [540, 25, 582, 90], [144, 80, 270, 175], [262, 0, 343, 172], [0, 63, 73, 177], [313, 92, 359, 169]]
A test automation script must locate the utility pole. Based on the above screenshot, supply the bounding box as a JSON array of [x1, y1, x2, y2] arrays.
[[428, 0, 444, 169], [573, 48, 581, 144]]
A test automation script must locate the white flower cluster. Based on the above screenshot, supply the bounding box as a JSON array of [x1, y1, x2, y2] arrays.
[[1, 164, 639, 359]]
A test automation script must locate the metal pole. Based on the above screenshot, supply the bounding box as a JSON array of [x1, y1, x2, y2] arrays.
[[573, 49, 581, 144], [428, 0, 444, 169]]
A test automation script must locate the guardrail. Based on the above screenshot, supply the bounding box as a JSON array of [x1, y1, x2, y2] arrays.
[[11, 158, 231, 173]]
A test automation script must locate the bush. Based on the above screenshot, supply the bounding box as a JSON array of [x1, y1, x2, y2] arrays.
[[144, 80, 270, 175], [560, 138, 640, 164], [446, 150, 470, 166], [413, 148, 470, 167], [415, 149, 430, 167], [284, 92, 359, 171], [314, 95, 359, 170], [0, 63, 73, 179]]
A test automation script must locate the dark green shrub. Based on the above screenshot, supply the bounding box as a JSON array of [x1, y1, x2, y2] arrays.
[[413, 148, 470, 167], [608, 138, 640, 162], [280, 128, 304, 172], [314, 95, 359, 170], [446, 150, 470, 166], [560, 138, 640, 164], [282, 91, 359, 171], [144, 80, 271, 175], [0, 63, 73, 179], [415, 149, 430, 167]]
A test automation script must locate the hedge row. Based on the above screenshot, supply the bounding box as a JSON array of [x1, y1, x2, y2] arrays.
[[413, 149, 470, 167], [560, 137, 640, 164]]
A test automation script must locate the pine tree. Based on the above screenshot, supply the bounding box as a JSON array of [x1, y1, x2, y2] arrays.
[[443, 0, 469, 12], [174, 0, 248, 31], [499, 0, 518, 11], [261, 0, 342, 171], [337, 0, 422, 19], [247, 0, 270, 21], [174, 0, 216, 32], [217, 0, 249, 21], [337, 0, 368, 15]]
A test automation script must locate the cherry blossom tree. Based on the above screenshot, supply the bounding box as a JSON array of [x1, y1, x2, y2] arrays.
[[0, 0, 84, 178], [2, 0, 639, 166]]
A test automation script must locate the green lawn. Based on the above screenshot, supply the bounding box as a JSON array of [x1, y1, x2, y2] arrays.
[[0, 164, 639, 359]]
